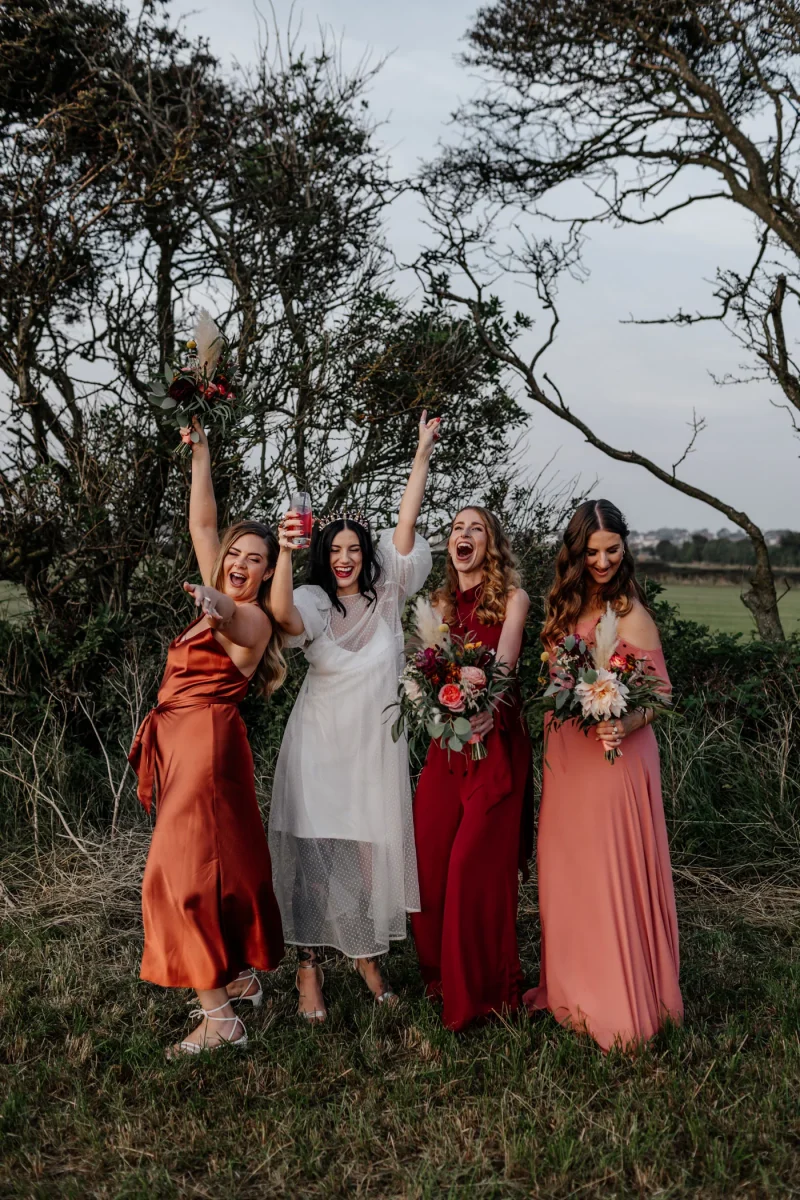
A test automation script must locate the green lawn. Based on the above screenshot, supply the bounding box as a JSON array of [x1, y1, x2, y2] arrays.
[[659, 583, 800, 636], [1, 835, 799, 1199]]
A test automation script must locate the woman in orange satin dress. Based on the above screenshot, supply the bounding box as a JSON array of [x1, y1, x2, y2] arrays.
[[129, 417, 285, 1055], [524, 499, 683, 1052]]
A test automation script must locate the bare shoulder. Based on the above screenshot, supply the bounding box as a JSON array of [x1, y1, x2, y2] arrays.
[[618, 598, 661, 651]]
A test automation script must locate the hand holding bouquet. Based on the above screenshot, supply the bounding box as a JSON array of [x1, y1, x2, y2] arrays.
[[390, 598, 509, 761], [540, 605, 670, 764], [148, 311, 250, 454]]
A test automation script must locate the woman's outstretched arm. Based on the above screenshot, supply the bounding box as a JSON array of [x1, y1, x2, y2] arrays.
[[393, 410, 441, 556], [181, 416, 220, 585]]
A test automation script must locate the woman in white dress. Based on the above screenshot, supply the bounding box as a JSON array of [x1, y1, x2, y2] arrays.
[[269, 413, 440, 1021]]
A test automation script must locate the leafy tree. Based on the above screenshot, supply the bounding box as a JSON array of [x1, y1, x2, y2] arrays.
[[422, 0, 800, 640]]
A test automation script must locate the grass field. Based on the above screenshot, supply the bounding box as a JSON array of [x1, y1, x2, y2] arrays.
[[658, 583, 800, 636], [0, 834, 799, 1200]]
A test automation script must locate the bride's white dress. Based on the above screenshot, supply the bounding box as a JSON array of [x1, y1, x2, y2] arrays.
[[268, 529, 432, 957]]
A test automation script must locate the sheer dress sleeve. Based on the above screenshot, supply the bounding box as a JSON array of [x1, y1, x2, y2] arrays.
[[284, 585, 332, 648], [376, 528, 432, 603]]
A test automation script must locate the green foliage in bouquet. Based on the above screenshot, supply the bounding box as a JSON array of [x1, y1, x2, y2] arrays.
[[389, 598, 509, 760], [148, 311, 250, 451]]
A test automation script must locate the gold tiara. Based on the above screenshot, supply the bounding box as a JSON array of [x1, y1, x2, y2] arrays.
[[317, 508, 369, 531]]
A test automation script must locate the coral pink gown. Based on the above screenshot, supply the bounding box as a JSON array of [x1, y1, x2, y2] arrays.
[[524, 615, 683, 1051], [129, 619, 284, 989], [411, 586, 533, 1031]]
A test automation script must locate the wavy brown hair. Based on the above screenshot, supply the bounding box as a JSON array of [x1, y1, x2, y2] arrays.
[[433, 506, 521, 627], [541, 499, 649, 648], [210, 520, 287, 698]]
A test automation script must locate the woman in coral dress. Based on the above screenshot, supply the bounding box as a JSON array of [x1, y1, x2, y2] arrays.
[[525, 498, 683, 1052], [411, 507, 532, 1031], [129, 417, 285, 1055]]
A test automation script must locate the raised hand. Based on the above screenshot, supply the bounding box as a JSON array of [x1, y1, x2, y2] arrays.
[[417, 409, 442, 456], [179, 415, 209, 452], [277, 511, 307, 553]]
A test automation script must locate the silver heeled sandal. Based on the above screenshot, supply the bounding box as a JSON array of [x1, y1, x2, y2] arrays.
[[168, 1001, 248, 1057], [353, 957, 398, 1005], [296, 951, 327, 1024], [229, 967, 263, 1009]]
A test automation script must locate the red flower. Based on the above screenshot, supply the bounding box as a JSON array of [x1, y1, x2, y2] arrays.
[[168, 374, 197, 404], [609, 654, 628, 671]]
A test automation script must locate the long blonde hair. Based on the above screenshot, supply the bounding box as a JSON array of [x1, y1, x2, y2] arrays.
[[432, 506, 521, 626], [210, 520, 287, 698]]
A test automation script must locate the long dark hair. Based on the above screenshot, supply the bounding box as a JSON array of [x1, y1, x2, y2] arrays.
[[210, 520, 287, 698], [541, 499, 649, 648], [306, 519, 382, 617]]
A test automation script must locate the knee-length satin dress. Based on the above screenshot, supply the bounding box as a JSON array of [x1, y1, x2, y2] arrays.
[[411, 586, 534, 1031], [129, 618, 284, 989], [524, 615, 683, 1051]]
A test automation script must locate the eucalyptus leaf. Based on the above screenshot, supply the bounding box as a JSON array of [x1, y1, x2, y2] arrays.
[[582, 669, 598, 685], [427, 720, 446, 740], [448, 736, 464, 752], [150, 381, 167, 397], [190, 430, 200, 443], [578, 640, 586, 654], [163, 365, 173, 386], [453, 717, 472, 737], [555, 688, 570, 711], [544, 682, 561, 697], [564, 635, 576, 651], [160, 397, 178, 410]]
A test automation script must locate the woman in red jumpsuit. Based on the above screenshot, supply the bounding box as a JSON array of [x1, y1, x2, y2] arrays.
[[411, 507, 532, 1030]]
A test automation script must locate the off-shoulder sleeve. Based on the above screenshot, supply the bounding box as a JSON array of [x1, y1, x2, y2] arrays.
[[285, 585, 332, 648], [377, 528, 433, 601], [620, 639, 672, 700]]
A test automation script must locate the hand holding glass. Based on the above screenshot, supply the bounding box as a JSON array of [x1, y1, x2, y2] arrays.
[[289, 491, 313, 548]]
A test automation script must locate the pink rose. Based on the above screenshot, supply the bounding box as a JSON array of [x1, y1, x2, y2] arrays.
[[460, 666, 487, 690], [438, 684, 465, 712], [609, 654, 628, 672]]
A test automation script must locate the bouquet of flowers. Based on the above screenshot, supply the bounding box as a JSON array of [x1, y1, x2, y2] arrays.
[[148, 311, 250, 453], [540, 604, 670, 764], [389, 598, 509, 760]]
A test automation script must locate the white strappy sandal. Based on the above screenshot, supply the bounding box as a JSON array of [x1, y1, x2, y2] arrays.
[[168, 1002, 248, 1057], [229, 968, 263, 1009]]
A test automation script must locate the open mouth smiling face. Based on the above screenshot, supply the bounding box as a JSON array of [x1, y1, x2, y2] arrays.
[[222, 534, 271, 601], [329, 530, 363, 594], [448, 509, 488, 575]]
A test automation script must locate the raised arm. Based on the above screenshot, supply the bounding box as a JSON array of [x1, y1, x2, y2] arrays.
[[393, 410, 441, 556], [269, 515, 306, 637], [181, 416, 220, 584]]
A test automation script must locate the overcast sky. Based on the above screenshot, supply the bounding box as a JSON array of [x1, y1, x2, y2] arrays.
[[147, 0, 799, 532]]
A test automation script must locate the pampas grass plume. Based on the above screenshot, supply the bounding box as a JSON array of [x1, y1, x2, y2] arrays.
[[414, 597, 449, 649], [194, 309, 223, 380], [592, 603, 620, 670]]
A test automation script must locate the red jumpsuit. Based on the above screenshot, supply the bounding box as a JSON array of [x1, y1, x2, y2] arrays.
[[411, 586, 533, 1030]]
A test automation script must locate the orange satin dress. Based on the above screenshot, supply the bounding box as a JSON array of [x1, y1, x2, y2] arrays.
[[524, 616, 683, 1051], [129, 618, 284, 989]]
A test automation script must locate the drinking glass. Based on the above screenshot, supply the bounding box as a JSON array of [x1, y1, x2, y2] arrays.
[[289, 490, 313, 548]]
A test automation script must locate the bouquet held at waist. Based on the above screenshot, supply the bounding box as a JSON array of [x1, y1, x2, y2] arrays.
[[390, 598, 510, 761], [539, 605, 670, 764]]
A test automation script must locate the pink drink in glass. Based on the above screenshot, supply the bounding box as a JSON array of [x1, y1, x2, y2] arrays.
[[290, 491, 313, 548]]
